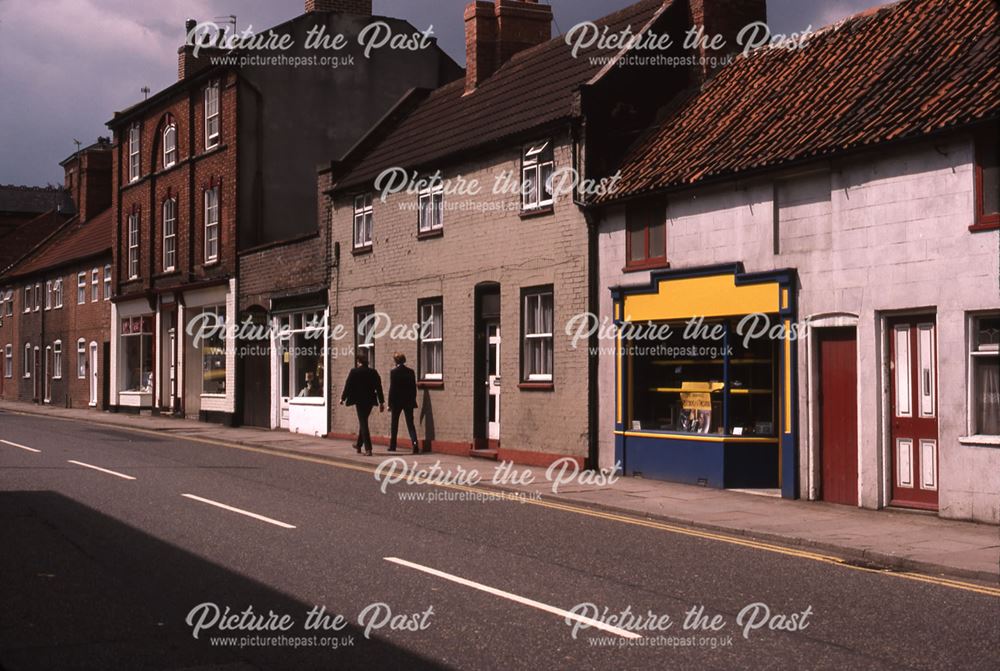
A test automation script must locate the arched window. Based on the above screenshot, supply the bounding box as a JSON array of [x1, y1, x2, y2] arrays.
[[163, 121, 178, 168]]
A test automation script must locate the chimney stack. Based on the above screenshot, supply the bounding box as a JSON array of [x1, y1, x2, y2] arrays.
[[465, 0, 552, 93], [687, 0, 767, 80], [63, 138, 112, 223], [304, 0, 373, 14], [178, 18, 202, 80]]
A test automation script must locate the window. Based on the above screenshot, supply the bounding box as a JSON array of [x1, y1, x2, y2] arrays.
[[3, 345, 11, 378], [200, 306, 226, 394], [279, 311, 325, 400], [419, 299, 443, 381], [104, 265, 111, 300], [355, 306, 376, 368], [418, 183, 443, 234], [522, 141, 555, 211], [626, 201, 667, 270], [970, 315, 999, 436], [204, 187, 219, 263], [4, 289, 12, 316], [163, 199, 177, 271], [23, 286, 30, 313], [44, 281, 52, 310], [23, 343, 31, 378], [163, 122, 177, 168], [353, 194, 373, 250], [33, 283, 40, 311], [121, 316, 153, 392], [205, 82, 220, 149], [128, 214, 140, 279], [77, 273, 87, 304], [128, 123, 140, 182], [522, 289, 553, 382], [973, 127, 999, 231], [77, 339, 87, 379], [91, 269, 99, 302], [52, 341, 62, 379], [53, 279, 62, 308]]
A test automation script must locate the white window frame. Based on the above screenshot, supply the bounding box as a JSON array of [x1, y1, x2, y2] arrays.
[[128, 214, 140, 279], [77, 339, 87, 379], [418, 183, 444, 234], [163, 122, 178, 168], [34, 283, 40, 311], [205, 82, 220, 149], [968, 313, 1000, 437], [23, 343, 31, 378], [53, 279, 62, 309], [44, 281, 52, 310], [128, 123, 141, 182], [3, 344, 11, 379], [23, 286, 30, 313], [353, 194, 373, 250], [200, 305, 227, 395], [523, 289, 554, 382], [4, 289, 12, 317], [204, 187, 219, 263], [52, 340, 62, 380], [104, 265, 111, 300], [163, 198, 177, 271], [91, 268, 99, 302], [419, 299, 443, 381], [522, 141, 555, 211], [77, 273, 87, 304], [356, 306, 375, 368]]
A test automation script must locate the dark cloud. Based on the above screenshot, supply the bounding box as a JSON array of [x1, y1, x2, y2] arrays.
[[0, 0, 879, 186]]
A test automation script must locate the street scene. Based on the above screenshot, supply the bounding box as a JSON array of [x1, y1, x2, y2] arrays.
[[0, 0, 998, 668]]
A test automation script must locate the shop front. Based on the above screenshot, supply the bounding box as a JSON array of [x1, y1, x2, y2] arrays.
[[611, 264, 799, 498], [111, 298, 155, 411], [272, 305, 329, 436]]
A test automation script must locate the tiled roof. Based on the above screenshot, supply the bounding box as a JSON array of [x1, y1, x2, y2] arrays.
[[601, 0, 1000, 203], [334, 0, 668, 189], [7, 208, 112, 279], [0, 210, 73, 276], [0, 185, 74, 215]]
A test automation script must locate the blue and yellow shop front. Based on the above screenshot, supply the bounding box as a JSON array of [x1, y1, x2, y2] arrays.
[[611, 264, 799, 499]]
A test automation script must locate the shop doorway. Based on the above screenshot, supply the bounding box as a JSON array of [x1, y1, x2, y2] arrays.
[[887, 317, 939, 510], [817, 328, 858, 505], [473, 283, 500, 450], [240, 308, 270, 428]]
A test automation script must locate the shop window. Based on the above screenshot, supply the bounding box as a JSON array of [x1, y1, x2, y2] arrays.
[[970, 314, 999, 436], [522, 141, 554, 211], [121, 316, 153, 392], [628, 320, 778, 436], [355, 306, 376, 368], [419, 298, 443, 381], [973, 127, 999, 231], [282, 311, 325, 399], [353, 194, 373, 250], [522, 288, 553, 382], [626, 201, 667, 270], [200, 306, 226, 395]]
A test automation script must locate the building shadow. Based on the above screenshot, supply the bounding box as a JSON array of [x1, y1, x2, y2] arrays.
[[418, 389, 436, 452]]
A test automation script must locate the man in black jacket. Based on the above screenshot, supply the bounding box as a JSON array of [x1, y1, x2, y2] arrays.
[[339, 352, 384, 456], [387, 352, 419, 454]]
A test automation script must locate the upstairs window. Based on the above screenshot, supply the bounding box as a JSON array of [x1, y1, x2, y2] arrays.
[[44, 281, 52, 310], [104, 265, 111, 300], [204, 187, 220, 263], [4, 289, 12, 316], [34, 283, 40, 311], [973, 127, 999, 231], [53, 279, 62, 309], [23, 286, 30, 313], [163, 122, 178, 168], [418, 182, 443, 234], [626, 200, 667, 270], [77, 273, 86, 304], [205, 82, 220, 149], [419, 298, 443, 381], [522, 288, 554, 383], [91, 268, 99, 302], [353, 194, 373, 250], [522, 141, 554, 211], [128, 214, 140, 279], [163, 198, 177, 271], [128, 123, 140, 182]]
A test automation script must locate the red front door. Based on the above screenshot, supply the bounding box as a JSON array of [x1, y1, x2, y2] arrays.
[[818, 328, 859, 505], [888, 318, 939, 510]]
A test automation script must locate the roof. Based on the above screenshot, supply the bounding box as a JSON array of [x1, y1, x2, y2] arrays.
[[0, 185, 73, 215], [601, 0, 1000, 203], [59, 137, 113, 166], [0, 210, 73, 276], [334, 0, 669, 190], [6, 208, 112, 279]]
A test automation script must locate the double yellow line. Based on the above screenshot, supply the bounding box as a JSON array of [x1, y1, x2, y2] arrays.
[[14, 410, 1000, 598]]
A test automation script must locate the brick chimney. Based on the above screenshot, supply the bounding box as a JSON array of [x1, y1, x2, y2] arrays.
[[63, 138, 112, 223], [688, 0, 767, 79], [465, 0, 552, 93], [178, 18, 205, 80], [304, 0, 373, 13]]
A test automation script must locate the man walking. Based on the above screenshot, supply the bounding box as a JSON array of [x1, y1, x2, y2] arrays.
[[340, 352, 384, 456], [388, 352, 419, 454]]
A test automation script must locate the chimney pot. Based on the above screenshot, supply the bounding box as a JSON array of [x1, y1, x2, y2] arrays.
[[464, 0, 552, 93], [304, 0, 372, 14]]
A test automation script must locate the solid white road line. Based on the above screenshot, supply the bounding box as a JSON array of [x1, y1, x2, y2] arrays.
[[384, 557, 642, 639], [181, 493, 297, 529], [0, 439, 41, 453], [67, 460, 136, 480]]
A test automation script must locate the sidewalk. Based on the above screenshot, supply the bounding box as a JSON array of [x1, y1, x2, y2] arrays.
[[2, 400, 998, 584]]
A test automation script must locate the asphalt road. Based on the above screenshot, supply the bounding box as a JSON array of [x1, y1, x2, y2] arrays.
[[0, 409, 997, 671]]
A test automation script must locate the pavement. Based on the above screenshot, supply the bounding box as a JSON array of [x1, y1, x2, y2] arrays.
[[1, 400, 997, 585]]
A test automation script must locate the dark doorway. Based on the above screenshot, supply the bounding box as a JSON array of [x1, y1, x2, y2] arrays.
[[817, 327, 859, 505], [240, 308, 271, 428], [473, 283, 500, 451]]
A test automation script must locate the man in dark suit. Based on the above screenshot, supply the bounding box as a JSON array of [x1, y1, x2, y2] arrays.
[[387, 352, 419, 454], [339, 352, 384, 456]]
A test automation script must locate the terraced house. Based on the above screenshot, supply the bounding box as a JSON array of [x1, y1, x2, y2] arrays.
[[596, 0, 999, 522], [105, 0, 460, 426]]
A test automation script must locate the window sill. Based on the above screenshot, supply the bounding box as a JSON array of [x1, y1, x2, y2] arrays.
[[417, 380, 444, 389], [968, 219, 999, 233], [155, 269, 181, 279], [417, 228, 444, 240], [351, 245, 373, 257], [201, 393, 226, 399], [958, 435, 1000, 447], [623, 259, 670, 274], [518, 382, 554, 391], [290, 398, 326, 406], [519, 205, 554, 220], [203, 260, 220, 268]]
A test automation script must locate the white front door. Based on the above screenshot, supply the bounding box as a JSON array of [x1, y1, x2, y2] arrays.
[[487, 323, 500, 441], [279, 335, 290, 429], [167, 329, 176, 410], [89, 342, 98, 406]]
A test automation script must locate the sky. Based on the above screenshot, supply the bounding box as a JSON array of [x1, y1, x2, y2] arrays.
[[0, 0, 878, 186]]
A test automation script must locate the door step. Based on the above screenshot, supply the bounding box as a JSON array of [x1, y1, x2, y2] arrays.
[[469, 449, 499, 460]]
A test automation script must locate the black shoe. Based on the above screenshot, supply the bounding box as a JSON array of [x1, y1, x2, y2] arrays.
[[412, 444, 420, 454], [387, 447, 397, 452], [354, 445, 361, 454], [365, 450, 373, 456]]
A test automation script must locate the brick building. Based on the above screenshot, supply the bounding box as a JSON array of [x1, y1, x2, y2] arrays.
[[321, 0, 707, 464], [0, 140, 113, 409], [0, 186, 74, 275], [596, 0, 1000, 522], [105, 0, 460, 425]]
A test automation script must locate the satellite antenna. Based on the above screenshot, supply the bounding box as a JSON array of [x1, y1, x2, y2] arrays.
[[141, 86, 151, 100]]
